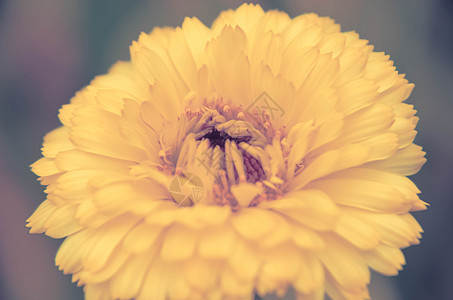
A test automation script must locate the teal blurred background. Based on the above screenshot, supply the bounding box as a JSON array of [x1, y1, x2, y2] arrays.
[[0, 0, 451, 299]]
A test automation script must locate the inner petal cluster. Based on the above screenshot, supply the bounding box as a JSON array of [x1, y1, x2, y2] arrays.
[[170, 101, 280, 208], [198, 128, 266, 182]]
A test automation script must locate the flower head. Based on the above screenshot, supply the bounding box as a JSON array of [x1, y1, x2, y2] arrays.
[[27, 4, 426, 300]]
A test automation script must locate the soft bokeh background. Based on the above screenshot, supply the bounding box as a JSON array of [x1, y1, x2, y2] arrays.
[[0, 0, 451, 299]]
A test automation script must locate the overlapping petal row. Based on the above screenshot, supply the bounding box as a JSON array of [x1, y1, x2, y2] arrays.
[[28, 3, 426, 300]]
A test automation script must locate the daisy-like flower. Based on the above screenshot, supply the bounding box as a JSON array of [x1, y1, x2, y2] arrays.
[[27, 3, 427, 300]]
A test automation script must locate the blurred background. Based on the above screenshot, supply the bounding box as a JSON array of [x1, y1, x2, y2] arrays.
[[0, 0, 451, 299]]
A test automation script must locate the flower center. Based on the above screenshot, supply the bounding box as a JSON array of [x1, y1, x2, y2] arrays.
[[169, 102, 283, 208], [196, 127, 266, 184]]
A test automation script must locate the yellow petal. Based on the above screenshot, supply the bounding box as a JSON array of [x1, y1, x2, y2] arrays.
[[336, 46, 370, 86], [400, 213, 423, 238], [363, 244, 405, 276], [183, 258, 219, 292], [227, 3, 266, 34], [294, 253, 325, 294], [160, 224, 197, 262], [260, 246, 302, 284], [231, 208, 276, 240], [93, 181, 157, 214], [82, 215, 139, 272], [337, 78, 378, 115], [310, 112, 344, 151], [74, 199, 113, 228], [326, 168, 421, 201], [365, 143, 426, 176], [319, 32, 346, 58], [132, 37, 185, 98], [90, 61, 148, 101], [308, 178, 411, 213], [338, 103, 394, 143], [69, 106, 148, 162], [198, 226, 236, 259], [250, 30, 282, 75], [31, 157, 61, 176], [122, 222, 162, 254], [52, 169, 110, 202], [84, 283, 110, 300], [257, 213, 292, 248], [56, 229, 95, 274], [319, 234, 370, 290], [364, 55, 399, 93], [296, 289, 325, 300], [390, 116, 418, 148], [333, 212, 381, 250], [291, 224, 325, 250], [325, 278, 370, 300], [221, 267, 254, 297], [358, 132, 399, 161], [227, 239, 261, 281], [166, 265, 192, 299], [298, 52, 339, 97], [192, 204, 231, 226], [167, 28, 198, 90], [290, 144, 370, 190], [206, 25, 251, 103], [283, 25, 322, 58], [275, 190, 340, 231], [378, 80, 414, 105], [137, 258, 167, 300], [93, 89, 129, 116], [41, 126, 74, 158], [43, 204, 82, 238], [230, 182, 263, 207], [78, 247, 129, 284], [347, 209, 419, 248], [285, 120, 315, 181], [26, 200, 57, 234], [109, 250, 156, 299], [181, 17, 211, 68], [281, 47, 319, 89], [55, 149, 131, 172]]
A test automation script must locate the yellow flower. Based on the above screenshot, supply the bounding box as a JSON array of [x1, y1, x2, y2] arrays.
[[27, 3, 427, 300]]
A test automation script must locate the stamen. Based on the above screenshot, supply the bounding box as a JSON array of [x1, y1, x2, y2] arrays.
[[222, 105, 231, 113], [176, 133, 196, 170], [219, 170, 229, 190], [224, 140, 236, 186], [229, 141, 247, 183], [211, 146, 222, 176], [241, 150, 266, 183], [239, 143, 271, 178]]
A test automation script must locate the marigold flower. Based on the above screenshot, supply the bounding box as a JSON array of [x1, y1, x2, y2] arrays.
[[27, 3, 427, 300]]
